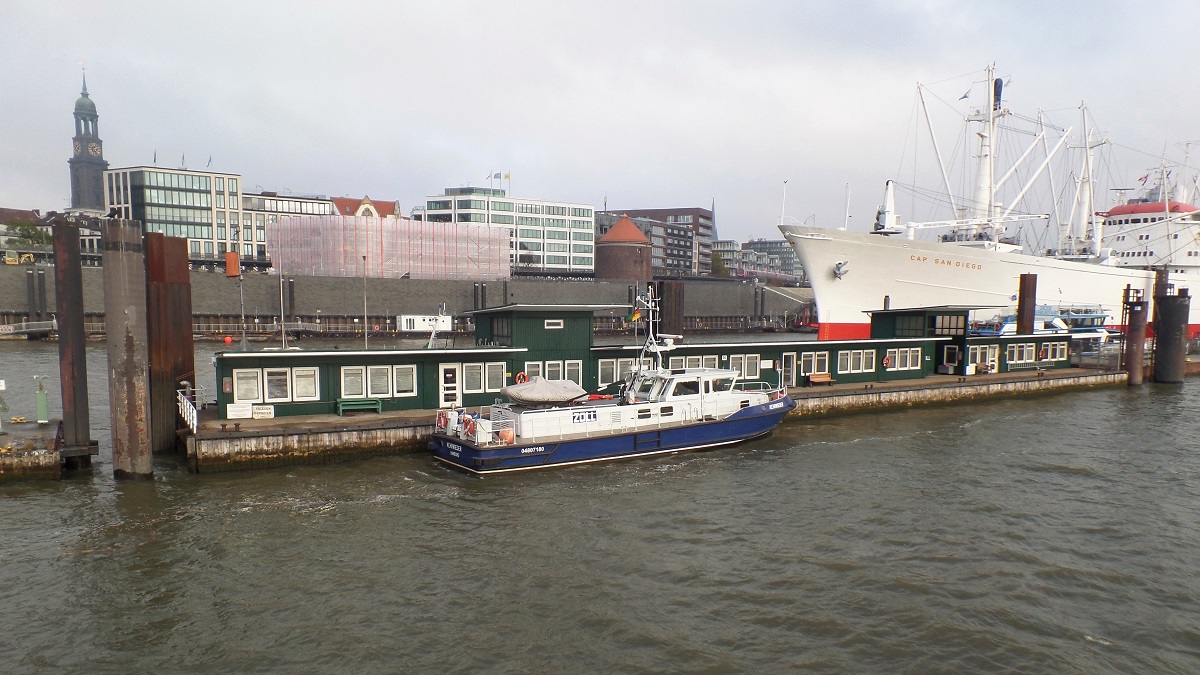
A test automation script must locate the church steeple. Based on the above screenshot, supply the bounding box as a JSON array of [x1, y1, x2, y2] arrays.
[[69, 71, 108, 212]]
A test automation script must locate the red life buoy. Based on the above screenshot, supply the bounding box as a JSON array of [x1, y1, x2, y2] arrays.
[[882, 356, 892, 368], [436, 410, 448, 430], [463, 416, 477, 436], [515, 372, 529, 384], [1039, 348, 1048, 360], [373, 324, 380, 331]]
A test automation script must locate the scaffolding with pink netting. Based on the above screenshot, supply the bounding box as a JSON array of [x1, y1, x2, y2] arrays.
[[267, 215, 511, 279]]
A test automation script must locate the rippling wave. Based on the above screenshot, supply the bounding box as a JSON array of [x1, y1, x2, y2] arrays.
[[2, 342, 1199, 672]]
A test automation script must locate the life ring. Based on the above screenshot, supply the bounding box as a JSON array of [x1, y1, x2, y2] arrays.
[[515, 372, 529, 384], [463, 416, 477, 436], [435, 410, 448, 430], [373, 324, 380, 331], [1039, 348, 1048, 360], [882, 356, 892, 368]]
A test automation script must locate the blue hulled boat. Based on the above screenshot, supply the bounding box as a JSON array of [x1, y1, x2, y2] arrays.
[[430, 288, 796, 474]]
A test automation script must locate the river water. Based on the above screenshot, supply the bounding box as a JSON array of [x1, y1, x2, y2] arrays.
[[1, 340, 1198, 673]]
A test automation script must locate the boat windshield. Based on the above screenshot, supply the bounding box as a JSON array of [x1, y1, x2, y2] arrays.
[[634, 376, 657, 398], [648, 377, 669, 400], [711, 377, 734, 392]]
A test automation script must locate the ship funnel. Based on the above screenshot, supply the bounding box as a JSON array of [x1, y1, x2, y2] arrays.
[[993, 78, 1003, 111]]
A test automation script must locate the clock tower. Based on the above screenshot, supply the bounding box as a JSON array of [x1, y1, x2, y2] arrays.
[[68, 73, 109, 213]]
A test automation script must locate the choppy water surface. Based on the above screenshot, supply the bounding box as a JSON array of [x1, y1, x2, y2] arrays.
[[1, 341, 1198, 673]]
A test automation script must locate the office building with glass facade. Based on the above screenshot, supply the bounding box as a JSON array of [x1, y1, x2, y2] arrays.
[[415, 187, 595, 276]]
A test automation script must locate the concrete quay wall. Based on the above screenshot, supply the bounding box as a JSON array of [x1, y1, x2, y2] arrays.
[[188, 418, 431, 473], [0, 265, 809, 323], [791, 372, 1126, 417], [0, 442, 62, 480]]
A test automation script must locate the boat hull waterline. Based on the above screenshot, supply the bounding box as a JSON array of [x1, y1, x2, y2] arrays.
[[430, 397, 795, 474]]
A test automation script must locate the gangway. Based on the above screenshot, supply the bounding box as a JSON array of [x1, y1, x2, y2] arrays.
[[0, 318, 57, 336]]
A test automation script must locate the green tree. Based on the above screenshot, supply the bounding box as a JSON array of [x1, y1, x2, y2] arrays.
[[710, 251, 730, 277], [4, 220, 50, 247]]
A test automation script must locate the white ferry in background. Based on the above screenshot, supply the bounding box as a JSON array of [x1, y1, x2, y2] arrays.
[[781, 64, 1200, 341]]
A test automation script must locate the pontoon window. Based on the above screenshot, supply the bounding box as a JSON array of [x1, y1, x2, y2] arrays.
[[292, 367, 320, 401], [340, 366, 365, 398], [264, 368, 291, 402], [232, 368, 262, 403], [368, 365, 392, 398]]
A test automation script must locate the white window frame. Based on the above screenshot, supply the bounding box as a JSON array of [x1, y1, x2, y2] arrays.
[[599, 359, 617, 387], [800, 351, 829, 375], [702, 355, 718, 368], [263, 368, 292, 403], [1047, 341, 1068, 360], [463, 363, 485, 394], [340, 366, 366, 398], [884, 347, 923, 371], [232, 368, 263, 403], [1007, 342, 1037, 364], [291, 367, 320, 402], [545, 360, 564, 380], [565, 360, 583, 385], [668, 356, 685, 369], [685, 355, 702, 368], [367, 365, 392, 398], [523, 361, 542, 378], [485, 362, 506, 391], [393, 365, 417, 397], [836, 349, 875, 374], [544, 319, 564, 329], [744, 354, 760, 378]]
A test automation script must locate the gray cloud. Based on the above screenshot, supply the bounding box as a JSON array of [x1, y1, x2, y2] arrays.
[[2, 0, 1198, 240]]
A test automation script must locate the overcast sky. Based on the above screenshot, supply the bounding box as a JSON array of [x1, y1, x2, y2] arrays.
[[2, 1, 1197, 241]]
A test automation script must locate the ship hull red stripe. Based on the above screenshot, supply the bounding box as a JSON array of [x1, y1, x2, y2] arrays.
[[816, 322, 872, 341]]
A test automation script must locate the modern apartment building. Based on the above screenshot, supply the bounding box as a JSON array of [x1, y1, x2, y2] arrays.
[[744, 238, 801, 278], [712, 239, 804, 284], [596, 212, 694, 277], [415, 187, 595, 276], [610, 207, 714, 275]]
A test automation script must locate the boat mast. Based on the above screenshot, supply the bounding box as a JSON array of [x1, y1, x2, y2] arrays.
[[969, 64, 998, 228], [918, 83, 959, 218], [1078, 104, 1106, 257]]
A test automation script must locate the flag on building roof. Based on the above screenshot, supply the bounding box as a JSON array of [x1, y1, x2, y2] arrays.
[[628, 308, 642, 322]]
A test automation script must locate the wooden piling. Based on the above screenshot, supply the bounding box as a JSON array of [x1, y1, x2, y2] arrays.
[[1017, 273, 1037, 336], [1153, 289, 1190, 384], [102, 219, 153, 478], [145, 233, 195, 454], [1125, 296, 1148, 387], [53, 221, 97, 468]]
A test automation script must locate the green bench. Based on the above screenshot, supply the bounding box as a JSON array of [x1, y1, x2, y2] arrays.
[[336, 398, 382, 415]]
